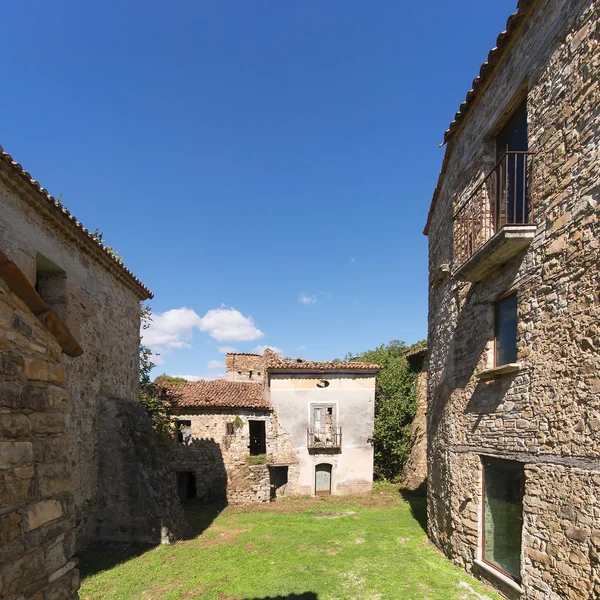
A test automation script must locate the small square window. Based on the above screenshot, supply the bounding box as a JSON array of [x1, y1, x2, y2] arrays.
[[482, 457, 524, 581], [226, 422, 235, 436], [495, 294, 518, 366], [176, 420, 192, 445]]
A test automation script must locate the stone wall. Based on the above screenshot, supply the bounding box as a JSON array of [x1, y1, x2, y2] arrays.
[[225, 354, 264, 382], [426, 1, 599, 598], [0, 158, 183, 551], [0, 276, 79, 599], [172, 408, 298, 504], [401, 364, 428, 492]]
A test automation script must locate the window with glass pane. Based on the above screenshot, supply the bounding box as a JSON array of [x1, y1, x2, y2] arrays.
[[482, 458, 523, 580], [495, 294, 518, 366]]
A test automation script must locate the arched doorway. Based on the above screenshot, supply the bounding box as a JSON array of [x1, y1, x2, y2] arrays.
[[315, 463, 332, 496]]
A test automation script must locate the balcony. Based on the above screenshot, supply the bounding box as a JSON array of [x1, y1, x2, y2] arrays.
[[307, 427, 342, 450], [453, 151, 537, 282]]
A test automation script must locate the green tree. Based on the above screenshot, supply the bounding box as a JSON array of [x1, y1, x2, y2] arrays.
[[346, 340, 422, 481], [139, 303, 180, 438]]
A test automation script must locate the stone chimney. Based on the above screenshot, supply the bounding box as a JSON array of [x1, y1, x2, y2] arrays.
[[225, 353, 265, 382]]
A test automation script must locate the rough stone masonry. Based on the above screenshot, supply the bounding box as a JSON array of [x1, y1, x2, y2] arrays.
[[425, 0, 599, 599]]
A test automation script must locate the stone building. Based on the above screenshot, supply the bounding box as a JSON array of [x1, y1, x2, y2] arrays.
[[424, 1, 599, 599], [169, 350, 380, 502], [0, 146, 185, 599]]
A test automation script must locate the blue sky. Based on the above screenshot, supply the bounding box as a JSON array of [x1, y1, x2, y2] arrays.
[[2, 0, 516, 379]]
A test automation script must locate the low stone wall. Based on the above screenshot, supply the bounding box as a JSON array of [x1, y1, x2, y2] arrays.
[[0, 277, 79, 599], [227, 465, 271, 504]]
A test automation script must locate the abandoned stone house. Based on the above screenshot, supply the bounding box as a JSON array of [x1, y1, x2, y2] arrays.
[[169, 349, 381, 502], [424, 1, 599, 599], [0, 146, 185, 600]]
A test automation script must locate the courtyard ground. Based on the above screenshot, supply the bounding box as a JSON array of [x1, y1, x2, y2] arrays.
[[79, 484, 501, 600]]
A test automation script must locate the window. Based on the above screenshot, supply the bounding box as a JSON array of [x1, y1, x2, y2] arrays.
[[176, 420, 192, 445], [249, 370, 253, 379], [176, 471, 196, 501], [35, 254, 68, 322], [226, 422, 235, 436], [482, 457, 524, 581], [495, 295, 518, 366], [249, 420, 266, 455]]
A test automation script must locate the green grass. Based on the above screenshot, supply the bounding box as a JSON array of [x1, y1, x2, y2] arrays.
[[79, 485, 501, 600]]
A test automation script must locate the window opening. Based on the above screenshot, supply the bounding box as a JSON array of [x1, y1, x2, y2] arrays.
[[482, 457, 524, 582], [249, 420, 266, 455], [226, 422, 235, 436], [176, 420, 192, 445], [269, 466, 288, 500], [495, 294, 518, 366], [35, 254, 68, 322]]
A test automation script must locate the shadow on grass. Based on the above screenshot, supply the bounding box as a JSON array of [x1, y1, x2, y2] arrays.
[[78, 502, 227, 579], [398, 481, 428, 534], [247, 595, 318, 600]]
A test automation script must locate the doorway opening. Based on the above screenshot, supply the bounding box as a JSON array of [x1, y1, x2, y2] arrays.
[[249, 420, 266, 455], [315, 463, 332, 496], [269, 466, 289, 500], [176, 471, 197, 502]]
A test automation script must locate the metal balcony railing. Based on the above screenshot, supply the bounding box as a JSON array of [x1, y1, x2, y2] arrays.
[[307, 427, 342, 449], [453, 151, 535, 269]]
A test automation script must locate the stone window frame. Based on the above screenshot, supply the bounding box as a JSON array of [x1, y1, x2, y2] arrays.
[[479, 455, 525, 585]]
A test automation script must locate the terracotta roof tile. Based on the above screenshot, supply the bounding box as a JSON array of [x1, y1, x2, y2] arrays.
[[0, 145, 152, 299], [263, 349, 381, 372], [163, 379, 271, 410]]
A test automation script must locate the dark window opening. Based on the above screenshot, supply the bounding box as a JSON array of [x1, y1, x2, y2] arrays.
[[176, 420, 192, 445], [482, 457, 524, 582], [176, 471, 197, 502], [226, 422, 235, 436], [269, 466, 288, 500], [249, 370, 253, 379], [495, 295, 518, 366], [249, 420, 266, 455], [35, 254, 68, 322]]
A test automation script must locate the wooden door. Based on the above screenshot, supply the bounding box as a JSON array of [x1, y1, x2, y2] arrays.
[[315, 464, 332, 496]]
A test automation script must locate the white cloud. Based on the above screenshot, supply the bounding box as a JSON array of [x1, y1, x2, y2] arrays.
[[252, 345, 283, 355], [349, 257, 357, 264], [297, 345, 306, 351], [142, 307, 202, 350], [207, 360, 225, 369], [152, 353, 165, 365], [299, 293, 317, 305], [174, 373, 225, 381], [199, 307, 263, 342], [218, 346, 238, 353], [142, 306, 263, 362]]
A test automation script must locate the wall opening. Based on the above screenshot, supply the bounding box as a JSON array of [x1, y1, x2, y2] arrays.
[[35, 253, 68, 321], [176, 420, 192, 445], [315, 463, 332, 496], [176, 471, 197, 501], [249, 420, 266, 455], [269, 466, 289, 500]]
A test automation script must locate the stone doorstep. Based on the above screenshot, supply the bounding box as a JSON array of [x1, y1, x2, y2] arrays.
[[476, 363, 522, 380]]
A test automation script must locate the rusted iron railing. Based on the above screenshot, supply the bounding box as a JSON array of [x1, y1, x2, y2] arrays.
[[307, 427, 342, 448], [453, 151, 535, 269]]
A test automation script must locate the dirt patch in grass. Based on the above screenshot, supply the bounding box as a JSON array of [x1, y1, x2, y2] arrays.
[[314, 510, 356, 519], [194, 526, 248, 548]]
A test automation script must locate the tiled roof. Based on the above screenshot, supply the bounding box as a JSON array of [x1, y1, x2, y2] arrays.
[[0, 145, 153, 299], [162, 379, 271, 410], [404, 341, 427, 358], [424, 0, 534, 235], [263, 349, 381, 372]]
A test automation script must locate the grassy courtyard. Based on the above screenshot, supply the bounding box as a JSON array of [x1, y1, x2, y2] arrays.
[[79, 485, 500, 600]]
